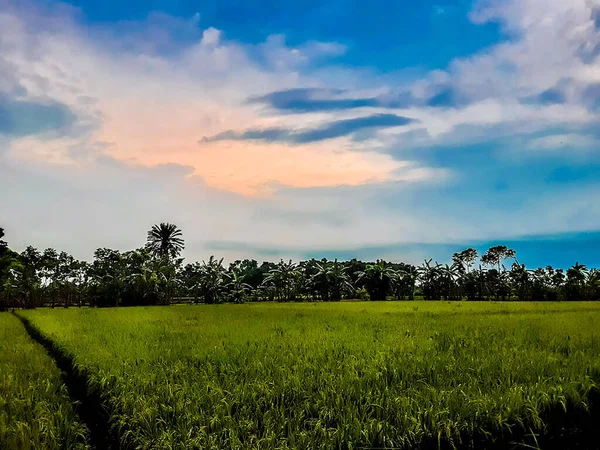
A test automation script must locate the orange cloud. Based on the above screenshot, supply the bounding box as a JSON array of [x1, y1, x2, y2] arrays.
[[96, 98, 417, 196]]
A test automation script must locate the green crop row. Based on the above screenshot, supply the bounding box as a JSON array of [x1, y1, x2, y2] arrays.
[[0, 314, 89, 450]]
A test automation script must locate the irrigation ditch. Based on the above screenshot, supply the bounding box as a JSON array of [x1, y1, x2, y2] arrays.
[[15, 313, 118, 450]]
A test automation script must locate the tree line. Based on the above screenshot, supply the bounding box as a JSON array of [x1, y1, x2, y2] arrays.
[[1, 224, 599, 309]]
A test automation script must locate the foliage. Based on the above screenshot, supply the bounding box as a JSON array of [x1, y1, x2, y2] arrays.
[[262, 260, 300, 302], [481, 245, 516, 270], [195, 256, 229, 304], [145, 223, 185, 260], [356, 260, 397, 300], [0, 228, 7, 256], [355, 287, 370, 300], [2, 225, 600, 307]]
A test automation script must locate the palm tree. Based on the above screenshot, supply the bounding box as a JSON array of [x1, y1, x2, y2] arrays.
[[195, 256, 229, 304], [439, 263, 460, 300], [125, 267, 162, 305], [566, 262, 588, 300], [227, 270, 253, 303], [395, 265, 418, 300], [146, 223, 185, 260], [262, 260, 299, 302], [312, 259, 353, 301], [587, 269, 600, 300], [356, 260, 397, 301], [417, 259, 441, 300]]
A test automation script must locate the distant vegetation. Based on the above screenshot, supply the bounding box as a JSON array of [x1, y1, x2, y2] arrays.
[[1, 224, 599, 309]]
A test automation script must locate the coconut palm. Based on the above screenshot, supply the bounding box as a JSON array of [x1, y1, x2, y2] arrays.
[[146, 223, 185, 260]]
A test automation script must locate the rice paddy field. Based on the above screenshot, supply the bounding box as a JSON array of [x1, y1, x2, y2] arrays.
[[5, 301, 600, 449], [0, 314, 89, 450]]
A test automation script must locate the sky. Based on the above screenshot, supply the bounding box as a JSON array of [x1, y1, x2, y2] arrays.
[[1, 0, 600, 268]]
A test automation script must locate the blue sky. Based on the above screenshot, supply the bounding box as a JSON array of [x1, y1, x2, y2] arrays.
[[0, 0, 599, 268], [60, 0, 506, 71]]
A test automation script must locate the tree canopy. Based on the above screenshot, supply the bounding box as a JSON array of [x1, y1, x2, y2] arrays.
[[1, 224, 599, 309]]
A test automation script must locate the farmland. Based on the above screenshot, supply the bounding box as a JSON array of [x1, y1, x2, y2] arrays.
[[5, 301, 599, 449], [0, 314, 89, 450]]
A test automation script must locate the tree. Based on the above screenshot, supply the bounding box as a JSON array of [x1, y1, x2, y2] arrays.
[[356, 260, 397, 301], [226, 270, 253, 303], [311, 259, 353, 301], [452, 248, 478, 274], [0, 228, 7, 257], [481, 245, 516, 271], [394, 264, 418, 300], [87, 248, 126, 307], [228, 259, 264, 289], [195, 256, 229, 304], [566, 262, 588, 300], [587, 269, 600, 300], [19, 246, 43, 308], [263, 260, 299, 302], [439, 263, 460, 300], [417, 259, 442, 300], [126, 267, 162, 306], [146, 223, 185, 260], [509, 263, 530, 301]]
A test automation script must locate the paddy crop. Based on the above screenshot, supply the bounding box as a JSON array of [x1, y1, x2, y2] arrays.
[[0, 314, 89, 450], [17, 301, 600, 449]]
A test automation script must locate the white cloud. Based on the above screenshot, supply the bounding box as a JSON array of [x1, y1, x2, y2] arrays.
[[200, 27, 221, 47]]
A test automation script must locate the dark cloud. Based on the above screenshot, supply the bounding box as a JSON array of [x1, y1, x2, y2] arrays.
[[0, 96, 76, 137], [592, 7, 600, 29], [251, 86, 472, 113], [201, 114, 416, 144], [425, 87, 470, 108], [520, 87, 566, 105], [582, 83, 600, 110], [249, 88, 378, 112]]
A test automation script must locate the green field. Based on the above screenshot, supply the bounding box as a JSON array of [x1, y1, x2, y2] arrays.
[[0, 314, 89, 450], [8, 302, 599, 449]]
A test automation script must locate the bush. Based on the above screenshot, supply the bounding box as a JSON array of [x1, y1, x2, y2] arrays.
[[356, 287, 370, 301]]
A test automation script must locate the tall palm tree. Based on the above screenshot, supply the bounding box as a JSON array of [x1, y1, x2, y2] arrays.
[[146, 223, 185, 260]]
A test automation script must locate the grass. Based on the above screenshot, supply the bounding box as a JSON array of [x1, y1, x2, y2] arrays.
[[0, 314, 89, 450], [16, 301, 600, 449]]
